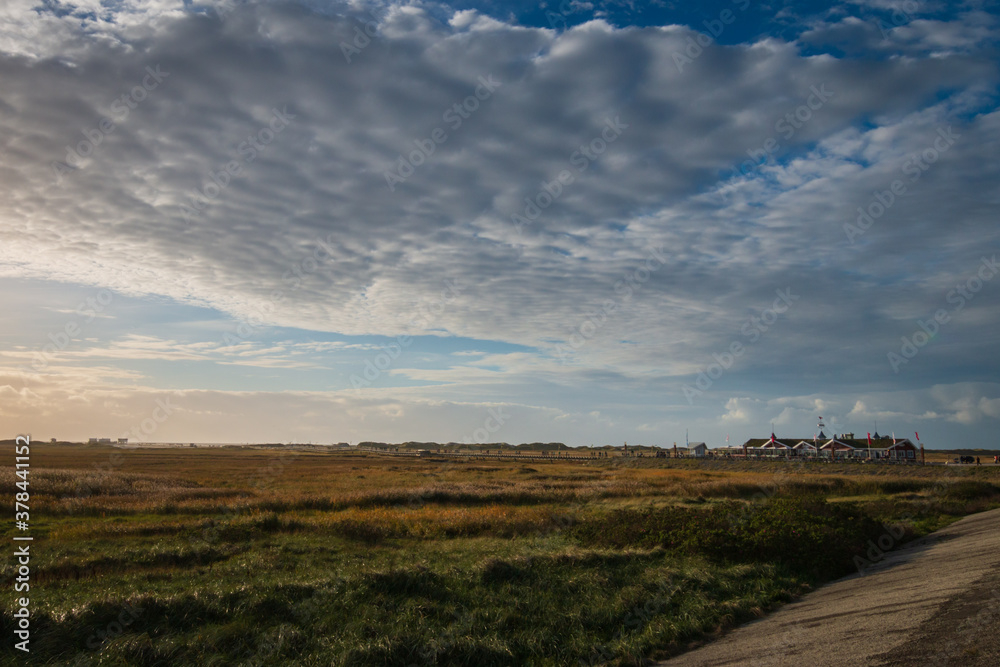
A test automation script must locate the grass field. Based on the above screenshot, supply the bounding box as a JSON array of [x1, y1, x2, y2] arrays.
[[3, 443, 999, 666]]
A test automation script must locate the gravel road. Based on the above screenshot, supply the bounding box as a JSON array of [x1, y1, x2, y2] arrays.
[[658, 507, 1000, 667]]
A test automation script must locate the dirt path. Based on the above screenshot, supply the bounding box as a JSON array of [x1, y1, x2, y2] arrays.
[[657, 507, 1000, 667]]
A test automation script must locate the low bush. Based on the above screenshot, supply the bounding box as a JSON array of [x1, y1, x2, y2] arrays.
[[571, 497, 887, 580]]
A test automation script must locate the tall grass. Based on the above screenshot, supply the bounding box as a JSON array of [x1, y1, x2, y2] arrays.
[[1, 445, 996, 666]]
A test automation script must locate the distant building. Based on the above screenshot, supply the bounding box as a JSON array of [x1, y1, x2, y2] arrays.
[[118, 438, 128, 445], [741, 433, 918, 460], [681, 442, 708, 457], [88, 437, 113, 444], [746, 437, 798, 451], [827, 434, 919, 460]]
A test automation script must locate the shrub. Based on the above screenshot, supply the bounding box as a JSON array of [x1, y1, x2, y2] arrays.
[[570, 497, 887, 580], [943, 480, 997, 501]]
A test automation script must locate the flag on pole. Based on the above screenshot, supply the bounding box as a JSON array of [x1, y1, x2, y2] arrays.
[[915, 431, 920, 441], [867, 432, 871, 446]]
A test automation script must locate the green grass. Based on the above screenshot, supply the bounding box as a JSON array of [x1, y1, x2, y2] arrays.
[[9, 536, 807, 666], [2, 447, 998, 666]]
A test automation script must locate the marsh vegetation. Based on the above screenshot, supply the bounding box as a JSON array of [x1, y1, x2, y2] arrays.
[[2, 444, 998, 665]]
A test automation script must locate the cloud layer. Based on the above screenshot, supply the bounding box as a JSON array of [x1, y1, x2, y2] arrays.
[[2, 1, 999, 446]]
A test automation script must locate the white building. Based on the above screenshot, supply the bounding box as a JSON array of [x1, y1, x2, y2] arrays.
[[681, 442, 708, 457]]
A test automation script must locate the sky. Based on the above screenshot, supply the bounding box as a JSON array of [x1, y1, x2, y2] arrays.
[[1, 0, 999, 448]]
